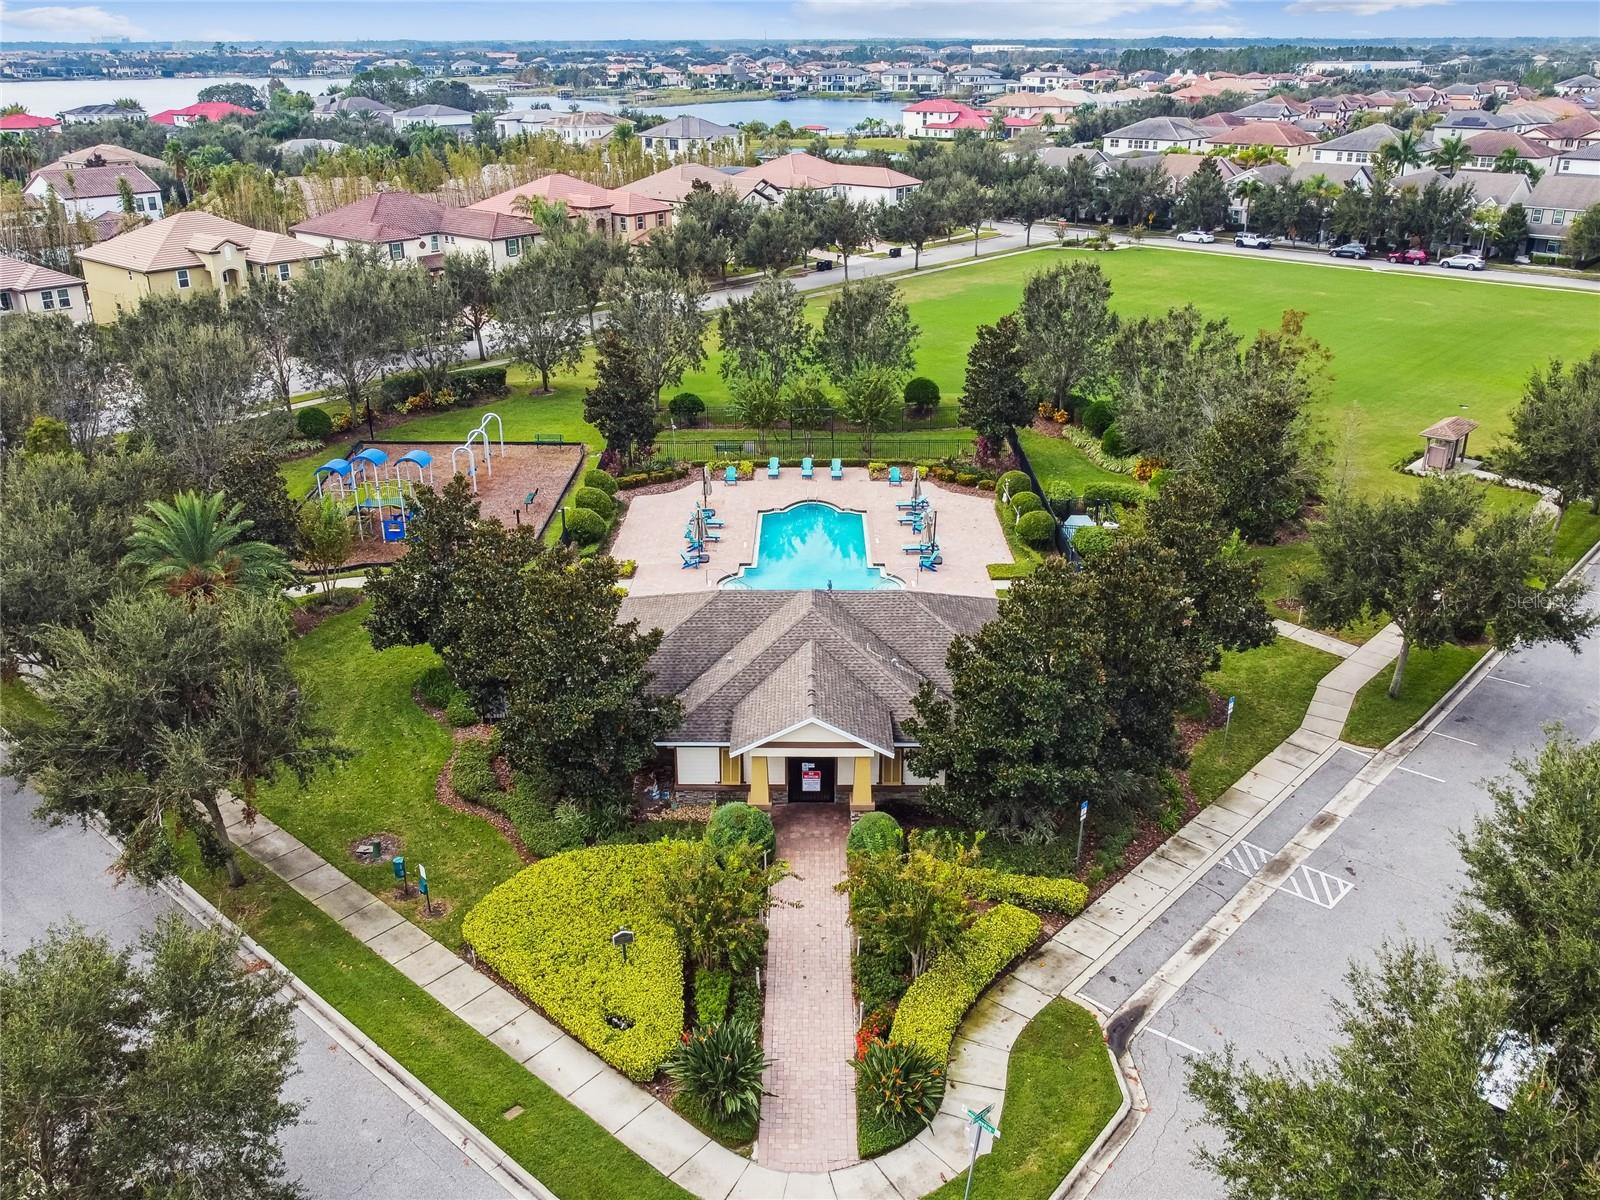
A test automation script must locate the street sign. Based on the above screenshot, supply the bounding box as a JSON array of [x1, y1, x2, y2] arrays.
[[1079, 799, 1089, 823], [418, 864, 429, 895], [962, 1105, 1001, 1200]]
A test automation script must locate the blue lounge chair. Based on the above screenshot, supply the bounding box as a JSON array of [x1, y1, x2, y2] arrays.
[[903, 543, 932, 554], [686, 528, 721, 543], [919, 554, 942, 572], [702, 515, 725, 529], [830, 458, 843, 480], [724, 465, 738, 485], [768, 456, 780, 479], [680, 550, 707, 568], [888, 466, 903, 486], [801, 457, 814, 479], [897, 513, 923, 526], [896, 497, 928, 511]]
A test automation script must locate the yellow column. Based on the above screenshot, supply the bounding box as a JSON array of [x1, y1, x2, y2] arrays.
[[748, 756, 771, 809], [850, 756, 874, 812]]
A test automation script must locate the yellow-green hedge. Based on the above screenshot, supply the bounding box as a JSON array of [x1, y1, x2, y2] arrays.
[[958, 867, 1088, 915], [890, 903, 1041, 1064], [462, 843, 689, 1080]]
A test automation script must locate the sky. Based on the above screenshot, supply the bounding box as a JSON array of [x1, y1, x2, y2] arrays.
[[0, 1, 1592, 46]]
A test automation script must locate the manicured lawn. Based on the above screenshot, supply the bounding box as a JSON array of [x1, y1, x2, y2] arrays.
[[1186, 638, 1340, 805], [0, 678, 50, 732], [1553, 507, 1600, 575], [1341, 642, 1489, 749], [180, 853, 689, 1200], [924, 998, 1122, 1200], [250, 603, 524, 948], [1017, 430, 1134, 496]]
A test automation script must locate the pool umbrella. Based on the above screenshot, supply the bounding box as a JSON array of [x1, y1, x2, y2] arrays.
[[910, 473, 922, 506], [692, 508, 707, 547], [925, 508, 938, 553], [703, 464, 711, 502]]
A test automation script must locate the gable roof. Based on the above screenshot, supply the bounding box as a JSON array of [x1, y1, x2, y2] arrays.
[[740, 151, 919, 191], [622, 590, 996, 747], [76, 211, 319, 273], [1106, 115, 1209, 141], [51, 142, 166, 171], [391, 104, 472, 119], [1465, 131, 1559, 159], [150, 101, 253, 125], [27, 165, 159, 199], [0, 113, 60, 130], [1316, 122, 1410, 153], [0, 253, 84, 293], [291, 191, 539, 243]]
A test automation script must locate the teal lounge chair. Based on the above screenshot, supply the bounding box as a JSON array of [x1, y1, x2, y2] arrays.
[[830, 458, 843, 480], [801, 457, 814, 479], [888, 466, 902, 486], [681, 549, 707, 568], [903, 543, 932, 554], [768, 456, 780, 478], [919, 553, 942, 572], [724, 465, 738, 485]]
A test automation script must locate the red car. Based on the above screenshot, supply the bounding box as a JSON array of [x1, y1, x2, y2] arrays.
[[1387, 247, 1429, 265]]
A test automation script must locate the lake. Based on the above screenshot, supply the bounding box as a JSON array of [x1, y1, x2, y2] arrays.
[[0, 75, 908, 134]]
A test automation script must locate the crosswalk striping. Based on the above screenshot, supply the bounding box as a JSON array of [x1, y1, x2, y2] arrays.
[[1219, 840, 1355, 910]]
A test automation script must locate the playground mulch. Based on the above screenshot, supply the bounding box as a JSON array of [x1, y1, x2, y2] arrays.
[[340, 441, 586, 566]]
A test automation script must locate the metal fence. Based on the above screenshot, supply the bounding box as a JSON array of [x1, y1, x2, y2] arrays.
[[660, 428, 973, 465]]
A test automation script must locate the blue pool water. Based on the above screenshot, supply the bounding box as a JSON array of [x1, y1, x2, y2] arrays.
[[721, 503, 902, 591]]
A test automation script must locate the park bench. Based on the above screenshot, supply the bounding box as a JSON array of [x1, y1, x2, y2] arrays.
[[713, 442, 744, 455], [533, 434, 564, 445]]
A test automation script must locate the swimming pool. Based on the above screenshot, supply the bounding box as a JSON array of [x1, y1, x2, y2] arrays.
[[721, 502, 902, 590]]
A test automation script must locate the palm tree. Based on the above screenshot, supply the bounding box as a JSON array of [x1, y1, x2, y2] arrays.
[[1378, 129, 1424, 175], [1429, 134, 1471, 178], [123, 492, 291, 601], [1234, 178, 1264, 232], [0, 131, 39, 182], [1233, 144, 1288, 169], [162, 140, 191, 205], [1304, 173, 1339, 245]]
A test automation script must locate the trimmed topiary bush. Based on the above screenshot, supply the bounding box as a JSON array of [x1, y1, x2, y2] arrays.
[[903, 377, 941, 419], [668, 391, 706, 427], [705, 801, 776, 859], [463, 843, 691, 1080], [582, 468, 619, 496], [1070, 525, 1118, 562], [996, 470, 1031, 501], [1009, 491, 1043, 518], [1100, 423, 1128, 457], [957, 867, 1088, 914], [295, 407, 333, 440], [889, 904, 1041, 1064], [563, 505, 608, 546], [847, 812, 904, 855], [1082, 480, 1145, 509], [1082, 398, 1117, 437], [572, 486, 616, 521], [694, 968, 732, 1026], [1015, 509, 1058, 547]]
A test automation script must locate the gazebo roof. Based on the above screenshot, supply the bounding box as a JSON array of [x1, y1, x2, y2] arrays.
[[1420, 416, 1479, 441]]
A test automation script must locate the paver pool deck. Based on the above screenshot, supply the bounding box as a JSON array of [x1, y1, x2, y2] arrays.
[[612, 469, 1011, 598]]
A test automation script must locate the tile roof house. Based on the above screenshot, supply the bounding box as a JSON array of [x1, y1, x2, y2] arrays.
[[737, 152, 921, 204], [1524, 113, 1600, 151], [24, 165, 164, 222], [1462, 130, 1560, 171], [0, 112, 61, 132], [622, 162, 781, 206], [150, 101, 254, 127], [292, 192, 539, 268], [1104, 115, 1209, 153], [541, 110, 628, 145], [469, 174, 672, 243], [75, 211, 320, 322], [637, 115, 743, 157], [50, 143, 167, 172], [1205, 121, 1321, 163], [0, 253, 90, 322], [621, 590, 996, 808]]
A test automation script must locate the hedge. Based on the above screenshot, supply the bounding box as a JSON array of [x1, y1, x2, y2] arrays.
[[1016, 509, 1058, 547], [846, 812, 904, 855], [1081, 480, 1146, 508], [705, 802, 776, 860], [453, 365, 510, 401], [582, 468, 619, 496], [563, 506, 608, 545], [958, 867, 1088, 915], [462, 843, 689, 1080], [296, 407, 333, 440], [617, 467, 690, 489], [1070, 525, 1119, 562], [890, 904, 1041, 1064], [996, 470, 1031, 500], [694, 968, 732, 1026], [572, 486, 616, 521]]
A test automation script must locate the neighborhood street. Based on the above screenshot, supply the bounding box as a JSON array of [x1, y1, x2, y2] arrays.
[[1080, 559, 1600, 1198], [0, 773, 516, 1200]]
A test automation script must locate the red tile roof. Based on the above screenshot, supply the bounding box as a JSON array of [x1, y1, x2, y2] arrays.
[[0, 113, 60, 130], [741, 151, 920, 191], [149, 101, 254, 126], [292, 192, 540, 243]]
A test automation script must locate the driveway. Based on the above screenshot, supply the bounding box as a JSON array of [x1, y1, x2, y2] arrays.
[[1083, 560, 1600, 1198], [0, 774, 515, 1200]]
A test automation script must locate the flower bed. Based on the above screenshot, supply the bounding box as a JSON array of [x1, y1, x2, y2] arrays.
[[463, 843, 690, 1080]]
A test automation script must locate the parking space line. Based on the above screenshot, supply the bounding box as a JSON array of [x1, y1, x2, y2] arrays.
[[1487, 675, 1533, 688], [1397, 765, 1447, 783], [1143, 1026, 1207, 1056], [1218, 841, 1356, 910], [1430, 731, 1478, 747]]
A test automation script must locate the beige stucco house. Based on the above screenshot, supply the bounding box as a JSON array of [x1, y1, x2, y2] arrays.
[[0, 253, 91, 321]]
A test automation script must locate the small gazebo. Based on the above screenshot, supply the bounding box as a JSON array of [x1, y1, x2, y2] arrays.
[[1419, 416, 1480, 473]]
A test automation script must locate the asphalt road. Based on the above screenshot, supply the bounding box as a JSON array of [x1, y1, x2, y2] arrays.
[[0, 774, 512, 1200], [1086, 560, 1600, 1199]]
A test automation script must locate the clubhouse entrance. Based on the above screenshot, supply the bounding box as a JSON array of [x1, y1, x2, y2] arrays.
[[786, 756, 837, 802]]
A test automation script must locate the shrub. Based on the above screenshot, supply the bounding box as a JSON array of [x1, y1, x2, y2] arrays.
[[454, 365, 509, 401], [956, 472, 978, 487], [572, 486, 616, 521], [1015, 509, 1058, 547], [1148, 468, 1171, 493], [451, 738, 500, 806], [295, 407, 333, 440], [1100, 423, 1128, 457], [957, 867, 1088, 915], [445, 692, 479, 728], [996, 470, 1031, 500], [977, 479, 995, 491], [668, 391, 706, 427], [856, 945, 911, 1014], [563, 505, 608, 546], [889, 904, 1041, 1064], [416, 665, 457, 710], [666, 1018, 770, 1124], [730, 980, 762, 1028], [694, 968, 732, 1026], [1082, 398, 1117, 437], [1044, 483, 1075, 514], [847, 812, 904, 855], [704, 801, 776, 859], [903, 377, 941, 419], [582, 468, 619, 496], [329, 411, 353, 434], [378, 369, 427, 410], [1009, 491, 1042, 518], [853, 1039, 946, 1134], [1070, 524, 1118, 562], [463, 843, 690, 1080], [867, 461, 888, 478], [1081, 481, 1145, 509]]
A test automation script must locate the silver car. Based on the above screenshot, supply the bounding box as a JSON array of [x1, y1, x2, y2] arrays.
[[1440, 252, 1486, 271]]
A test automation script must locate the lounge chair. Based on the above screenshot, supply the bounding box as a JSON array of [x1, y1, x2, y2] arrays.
[[903, 543, 932, 554], [896, 496, 928, 510], [801, 457, 814, 479], [897, 513, 924, 526], [888, 466, 903, 486], [768, 456, 780, 479], [702, 515, 725, 529], [680, 550, 707, 568], [830, 458, 843, 480], [686, 528, 721, 544], [919, 554, 942, 572], [724, 465, 738, 486]]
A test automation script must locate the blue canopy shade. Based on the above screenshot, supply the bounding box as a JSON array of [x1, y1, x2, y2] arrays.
[[314, 458, 352, 478], [352, 447, 390, 467], [395, 449, 433, 468]]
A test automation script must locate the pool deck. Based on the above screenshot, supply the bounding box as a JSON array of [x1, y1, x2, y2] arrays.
[[612, 468, 1011, 598]]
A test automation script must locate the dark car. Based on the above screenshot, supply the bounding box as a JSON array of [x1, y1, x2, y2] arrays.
[[1329, 243, 1368, 259], [1387, 247, 1429, 265]]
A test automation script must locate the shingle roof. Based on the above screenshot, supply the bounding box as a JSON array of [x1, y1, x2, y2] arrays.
[[621, 591, 996, 746], [1526, 173, 1600, 213], [76, 211, 320, 272], [1106, 116, 1209, 141], [1421, 417, 1479, 440], [740, 151, 919, 190], [1464, 131, 1558, 159], [1317, 122, 1404, 153], [392, 104, 472, 118], [291, 192, 539, 242], [641, 115, 740, 140], [0, 253, 84, 293], [27, 165, 159, 199]]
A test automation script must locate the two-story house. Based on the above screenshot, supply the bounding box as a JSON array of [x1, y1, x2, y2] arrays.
[[638, 116, 743, 157], [1103, 115, 1209, 153], [469, 174, 672, 244], [24, 165, 163, 222], [291, 192, 538, 268]]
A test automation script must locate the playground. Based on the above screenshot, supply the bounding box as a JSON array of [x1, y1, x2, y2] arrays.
[[310, 432, 585, 566]]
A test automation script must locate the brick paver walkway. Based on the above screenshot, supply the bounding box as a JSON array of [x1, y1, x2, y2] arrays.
[[758, 804, 859, 1173]]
